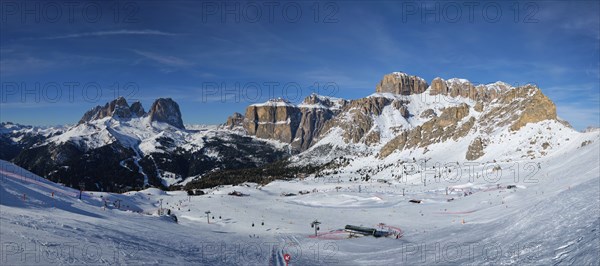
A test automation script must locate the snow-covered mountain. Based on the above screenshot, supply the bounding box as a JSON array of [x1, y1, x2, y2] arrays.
[[0, 122, 65, 161], [1, 71, 598, 265], [2, 72, 598, 193], [1, 126, 598, 264], [240, 72, 569, 159], [4, 98, 288, 192], [213, 72, 590, 186]]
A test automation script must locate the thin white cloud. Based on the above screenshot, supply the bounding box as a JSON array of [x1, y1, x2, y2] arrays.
[[28, 30, 179, 40], [131, 50, 193, 68]]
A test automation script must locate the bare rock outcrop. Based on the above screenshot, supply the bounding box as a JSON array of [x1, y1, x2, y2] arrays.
[[379, 131, 408, 158], [430, 78, 512, 102], [379, 103, 472, 158], [478, 85, 557, 131], [437, 103, 470, 127], [148, 98, 185, 129], [244, 100, 300, 143], [78, 97, 140, 124], [225, 112, 244, 129], [466, 137, 486, 160], [506, 86, 557, 131], [239, 72, 562, 159], [292, 108, 337, 150], [375, 72, 428, 95], [243, 95, 346, 150], [130, 101, 146, 117], [78, 97, 184, 129], [392, 100, 410, 118], [320, 96, 391, 144], [420, 109, 436, 119]]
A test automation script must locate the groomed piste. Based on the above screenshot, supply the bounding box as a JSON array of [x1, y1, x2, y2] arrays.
[[1, 130, 599, 265]]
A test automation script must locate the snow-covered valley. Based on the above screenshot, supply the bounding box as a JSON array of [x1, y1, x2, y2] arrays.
[[1, 127, 598, 265]]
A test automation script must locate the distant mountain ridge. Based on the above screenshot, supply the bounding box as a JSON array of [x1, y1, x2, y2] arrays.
[[3, 97, 287, 192], [2, 72, 597, 192], [79, 97, 185, 129], [188, 72, 596, 190], [236, 72, 561, 157]]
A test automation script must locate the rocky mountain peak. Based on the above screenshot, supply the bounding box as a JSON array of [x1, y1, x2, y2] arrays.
[[503, 85, 557, 131], [78, 97, 134, 124], [238, 72, 565, 157], [242, 94, 347, 151], [148, 98, 185, 129], [375, 72, 428, 95], [225, 112, 244, 130], [113, 96, 128, 105], [301, 93, 347, 109], [77, 97, 151, 125], [430, 77, 516, 102], [130, 101, 146, 117], [244, 99, 300, 144], [111, 97, 134, 119]]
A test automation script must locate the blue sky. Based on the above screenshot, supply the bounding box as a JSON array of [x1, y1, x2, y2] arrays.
[[1, 0, 598, 130]]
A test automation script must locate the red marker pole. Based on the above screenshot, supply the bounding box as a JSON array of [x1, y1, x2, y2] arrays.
[[283, 253, 291, 266]]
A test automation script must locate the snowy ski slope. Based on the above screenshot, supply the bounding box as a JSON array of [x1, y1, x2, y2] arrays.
[[1, 130, 598, 265]]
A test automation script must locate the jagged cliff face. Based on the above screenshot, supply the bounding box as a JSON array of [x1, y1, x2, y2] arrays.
[[148, 98, 185, 129], [78, 97, 185, 129], [376, 72, 428, 95], [225, 112, 244, 129], [244, 100, 301, 143], [430, 77, 512, 102], [241, 95, 347, 151], [240, 72, 561, 162], [378, 103, 473, 158], [2, 72, 581, 192], [7, 97, 287, 192], [321, 97, 391, 144], [78, 97, 143, 124], [130, 101, 146, 117], [292, 94, 346, 150]]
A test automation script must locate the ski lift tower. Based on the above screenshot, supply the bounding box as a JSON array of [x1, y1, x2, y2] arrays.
[[78, 182, 85, 200], [159, 199, 163, 215], [205, 211, 211, 224], [310, 220, 321, 236]]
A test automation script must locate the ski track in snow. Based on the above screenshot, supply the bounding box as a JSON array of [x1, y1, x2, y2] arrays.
[[1, 129, 599, 265]]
